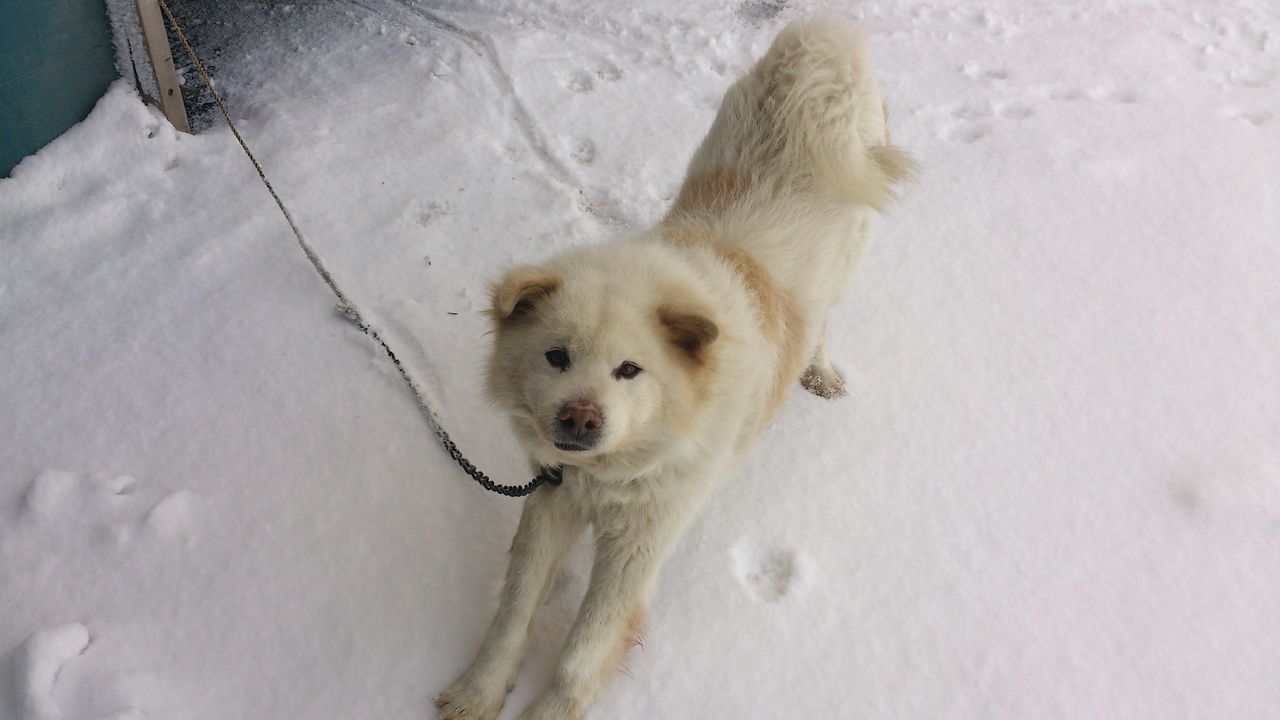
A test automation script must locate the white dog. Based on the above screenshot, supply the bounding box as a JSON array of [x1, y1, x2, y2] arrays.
[[436, 15, 913, 720]]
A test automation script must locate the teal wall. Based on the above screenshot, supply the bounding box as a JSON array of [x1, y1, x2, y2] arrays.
[[1, 0, 118, 177]]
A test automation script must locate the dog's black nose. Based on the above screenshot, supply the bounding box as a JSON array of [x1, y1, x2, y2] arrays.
[[557, 400, 603, 440]]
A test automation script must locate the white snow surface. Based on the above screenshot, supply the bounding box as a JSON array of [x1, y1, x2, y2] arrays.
[[2, 1, 1279, 718]]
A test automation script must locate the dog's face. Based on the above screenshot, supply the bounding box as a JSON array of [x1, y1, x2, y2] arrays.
[[485, 247, 719, 469]]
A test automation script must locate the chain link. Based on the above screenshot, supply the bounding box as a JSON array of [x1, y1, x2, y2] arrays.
[[155, 0, 559, 498]]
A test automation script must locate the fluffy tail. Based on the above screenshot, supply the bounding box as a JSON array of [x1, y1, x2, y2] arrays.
[[678, 14, 915, 213]]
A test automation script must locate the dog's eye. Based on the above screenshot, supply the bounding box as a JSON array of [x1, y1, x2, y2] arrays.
[[545, 348, 570, 370], [614, 361, 642, 380]]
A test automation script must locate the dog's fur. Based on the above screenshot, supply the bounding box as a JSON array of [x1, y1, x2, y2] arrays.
[[436, 16, 913, 720]]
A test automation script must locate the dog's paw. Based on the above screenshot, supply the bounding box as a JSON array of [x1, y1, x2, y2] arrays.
[[518, 692, 582, 720], [800, 363, 847, 399], [434, 678, 506, 720]]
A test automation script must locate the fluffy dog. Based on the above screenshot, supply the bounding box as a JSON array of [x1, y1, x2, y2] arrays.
[[436, 15, 913, 720]]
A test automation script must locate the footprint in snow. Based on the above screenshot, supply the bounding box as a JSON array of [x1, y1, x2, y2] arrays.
[[952, 8, 1019, 39], [1177, 14, 1278, 85], [411, 199, 453, 227], [571, 139, 596, 165], [941, 92, 1037, 145], [737, 0, 788, 24], [732, 541, 802, 602], [942, 123, 990, 144], [961, 63, 1010, 82], [1226, 64, 1276, 88], [1225, 108, 1273, 126], [1048, 86, 1142, 104], [12, 623, 161, 720], [16, 623, 91, 720], [1049, 87, 1086, 102], [593, 62, 623, 82], [951, 101, 994, 120], [998, 103, 1035, 119], [22, 469, 196, 546], [1091, 86, 1141, 103], [565, 71, 594, 94], [567, 63, 623, 94]]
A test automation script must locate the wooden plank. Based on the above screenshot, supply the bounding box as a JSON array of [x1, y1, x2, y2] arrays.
[[135, 0, 190, 133]]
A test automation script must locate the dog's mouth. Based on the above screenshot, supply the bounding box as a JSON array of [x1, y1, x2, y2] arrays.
[[553, 440, 594, 453]]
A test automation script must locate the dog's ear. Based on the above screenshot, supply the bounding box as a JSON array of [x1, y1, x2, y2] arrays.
[[657, 306, 719, 366], [489, 266, 560, 324]]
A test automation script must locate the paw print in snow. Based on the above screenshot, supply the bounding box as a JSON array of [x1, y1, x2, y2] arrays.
[[570, 139, 596, 165], [939, 98, 1035, 144], [15, 623, 164, 720], [22, 469, 197, 546], [17, 623, 91, 720], [732, 541, 804, 602], [565, 70, 594, 94]]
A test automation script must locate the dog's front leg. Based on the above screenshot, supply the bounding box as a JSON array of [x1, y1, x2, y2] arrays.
[[519, 507, 689, 720], [436, 485, 585, 720]]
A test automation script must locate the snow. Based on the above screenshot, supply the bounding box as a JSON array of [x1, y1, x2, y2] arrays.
[[2, 0, 1278, 718]]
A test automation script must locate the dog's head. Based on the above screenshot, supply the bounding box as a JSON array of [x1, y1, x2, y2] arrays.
[[485, 245, 720, 472]]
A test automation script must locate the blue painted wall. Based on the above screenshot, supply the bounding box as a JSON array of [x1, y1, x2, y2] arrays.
[[1, 0, 118, 177]]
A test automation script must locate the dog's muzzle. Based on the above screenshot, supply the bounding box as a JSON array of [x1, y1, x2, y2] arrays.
[[553, 400, 603, 451]]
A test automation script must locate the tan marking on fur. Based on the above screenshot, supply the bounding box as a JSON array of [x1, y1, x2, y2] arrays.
[[656, 307, 719, 367], [712, 246, 787, 345], [602, 608, 648, 682], [669, 167, 752, 217], [719, 249, 806, 421], [655, 301, 720, 439], [707, 245, 806, 419]]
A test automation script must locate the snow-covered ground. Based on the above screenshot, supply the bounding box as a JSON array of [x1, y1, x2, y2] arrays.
[[2, 0, 1278, 718]]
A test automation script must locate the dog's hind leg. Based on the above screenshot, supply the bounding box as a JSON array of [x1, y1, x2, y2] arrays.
[[436, 487, 585, 720], [800, 323, 847, 399]]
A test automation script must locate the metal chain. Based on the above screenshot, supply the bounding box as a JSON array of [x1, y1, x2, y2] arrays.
[[155, 0, 559, 498]]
